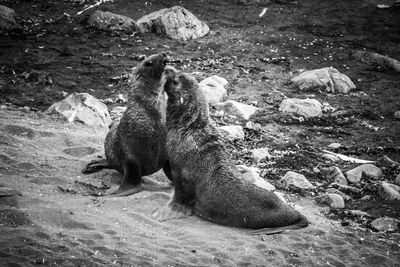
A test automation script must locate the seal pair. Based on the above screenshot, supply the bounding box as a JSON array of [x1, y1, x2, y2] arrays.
[[83, 53, 172, 196], [153, 68, 308, 234]]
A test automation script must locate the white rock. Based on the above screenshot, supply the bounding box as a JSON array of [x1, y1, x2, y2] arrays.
[[279, 98, 322, 117], [326, 188, 352, 201], [0, 5, 20, 32], [326, 166, 348, 186], [322, 153, 341, 162], [379, 182, 400, 200], [218, 125, 244, 140], [315, 193, 345, 209], [199, 75, 228, 105], [88, 10, 136, 33], [250, 147, 271, 164], [136, 6, 210, 41], [371, 217, 400, 232], [236, 165, 275, 191], [214, 100, 259, 121], [291, 67, 355, 94], [280, 171, 314, 191], [327, 143, 342, 149], [345, 164, 383, 184], [46, 93, 111, 127]]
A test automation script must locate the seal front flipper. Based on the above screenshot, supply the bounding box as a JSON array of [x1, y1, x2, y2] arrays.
[[248, 215, 309, 235], [82, 158, 111, 174], [107, 161, 143, 197], [152, 188, 193, 221]]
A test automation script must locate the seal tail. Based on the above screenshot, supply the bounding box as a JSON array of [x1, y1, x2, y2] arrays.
[[248, 215, 309, 235]]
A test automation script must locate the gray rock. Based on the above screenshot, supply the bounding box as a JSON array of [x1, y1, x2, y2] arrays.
[[279, 171, 314, 191], [136, 6, 210, 41], [218, 125, 244, 140], [395, 174, 400, 186], [327, 143, 342, 149], [63, 146, 100, 158], [0, 5, 21, 32], [379, 182, 400, 200], [46, 93, 111, 127], [88, 10, 136, 33], [250, 147, 271, 164], [291, 67, 355, 94], [199, 75, 228, 105], [395, 111, 400, 120], [322, 153, 341, 162], [110, 106, 127, 121], [326, 188, 352, 201], [214, 100, 259, 121], [346, 210, 371, 218], [326, 166, 348, 185], [315, 193, 345, 209], [371, 217, 400, 232], [279, 98, 322, 117], [236, 165, 275, 191], [345, 164, 383, 184]]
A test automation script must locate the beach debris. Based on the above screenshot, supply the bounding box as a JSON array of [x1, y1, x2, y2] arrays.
[[291, 67, 355, 94], [46, 92, 112, 127], [77, 0, 114, 15], [199, 75, 228, 104], [345, 164, 383, 184], [259, 8, 267, 17], [321, 150, 375, 164], [136, 6, 210, 41], [214, 100, 259, 121], [315, 193, 345, 209], [279, 98, 322, 118], [87, 10, 136, 33], [218, 125, 245, 140]]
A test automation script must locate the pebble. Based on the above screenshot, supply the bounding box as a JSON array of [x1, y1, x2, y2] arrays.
[[327, 143, 342, 149], [371, 217, 400, 232], [395, 111, 400, 120], [315, 193, 345, 209], [326, 188, 352, 201]]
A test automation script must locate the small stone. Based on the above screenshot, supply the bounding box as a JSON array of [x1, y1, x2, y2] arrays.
[[136, 6, 210, 41], [218, 125, 245, 140], [279, 171, 314, 191], [371, 217, 400, 232], [326, 166, 348, 186], [279, 98, 322, 117], [88, 10, 136, 33], [199, 75, 228, 105], [326, 188, 352, 201], [236, 165, 275, 191], [0, 5, 21, 32], [395, 111, 400, 120], [245, 121, 262, 130], [345, 164, 383, 184], [214, 100, 259, 121], [395, 174, 400, 186], [250, 147, 271, 164], [379, 182, 400, 200], [327, 143, 342, 149], [322, 153, 341, 162], [63, 146, 100, 158], [360, 195, 372, 201], [315, 193, 345, 209]]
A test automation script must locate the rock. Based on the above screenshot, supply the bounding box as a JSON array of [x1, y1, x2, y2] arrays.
[[378, 182, 400, 200], [395, 174, 400, 186], [322, 153, 341, 162], [329, 183, 362, 194], [371, 217, 400, 232], [326, 166, 348, 186], [279, 171, 314, 191], [0, 5, 21, 32], [136, 6, 210, 41], [395, 111, 400, 120], [87, 10, 136, 33], [245, 121, 262, 130], [326, 188, 352, 201], [250, 147, 271, 164], [279, 98, 322, 117], [63, 146, 100, 158], [236, 165, 275, 191], [218, 125, 244, 140], [327, 143, 342, 149], [214, 100, 259, 121], [291, 67, 356, 94], [346, 210, 371, 218], [315, 193, 345, 209], [345, 164, 383, 184], [46, 93, 111, 127], [352, 50, 400, 73], [199, 75, 228, 104]]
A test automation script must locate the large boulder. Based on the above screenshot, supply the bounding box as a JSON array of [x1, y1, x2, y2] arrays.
[[0, 5, 21, 32], [87, 10, 136, 33], [199, 75, 228, 105], [214, 100, 259, 121], [279, 98, 322, 117], [291, 67, 355, 94], [136, 6, 210, 41], [46, 93, 111, 127]]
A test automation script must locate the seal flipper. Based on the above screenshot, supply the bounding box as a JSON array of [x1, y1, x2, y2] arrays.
[[108, 160, 143, 197], [248, 215, 309, 235], [82, 159, 112, 174], [152, 188, 193, 221]]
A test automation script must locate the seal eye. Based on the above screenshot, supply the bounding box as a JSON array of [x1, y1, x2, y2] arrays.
[[144, 61, 153, 66]]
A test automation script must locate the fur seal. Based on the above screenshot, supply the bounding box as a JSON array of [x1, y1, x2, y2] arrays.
[[83, 53, 173, 196], [153, 69, 308, 234]]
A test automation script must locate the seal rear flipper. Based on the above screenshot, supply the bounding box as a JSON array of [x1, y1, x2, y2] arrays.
[[248, 216, 309, 235], [152, 188, 193, 221], [82, 158, 112, 174]]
